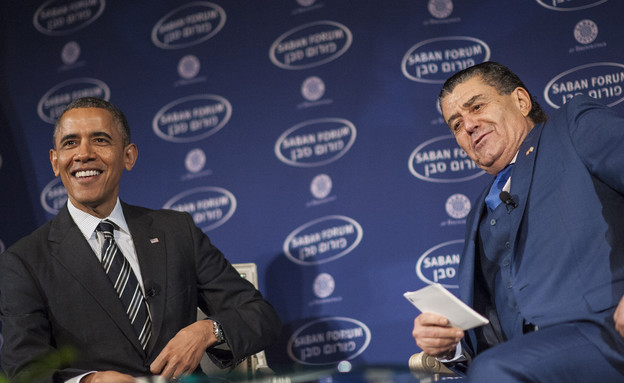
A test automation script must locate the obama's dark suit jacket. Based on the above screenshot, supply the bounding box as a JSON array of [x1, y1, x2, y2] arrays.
[[0, 202, 281, 382]]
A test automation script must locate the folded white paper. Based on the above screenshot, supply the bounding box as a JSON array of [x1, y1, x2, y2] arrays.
[[404, 283, 489, 330]]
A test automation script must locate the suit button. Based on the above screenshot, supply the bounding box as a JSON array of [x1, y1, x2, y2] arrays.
[[503, 259, 510, 266], [490, 219, 497, 225], [505, 242, 511, 249]]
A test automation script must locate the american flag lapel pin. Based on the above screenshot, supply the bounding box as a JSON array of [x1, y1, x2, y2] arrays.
[[150, 238, 159, 244]]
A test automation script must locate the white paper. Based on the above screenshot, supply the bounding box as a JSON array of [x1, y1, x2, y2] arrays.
[[404, 283, 489, 330]]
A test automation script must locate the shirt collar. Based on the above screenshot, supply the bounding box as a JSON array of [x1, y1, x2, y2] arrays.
[[510, 151, 518, 165], [67, 198, 129, 240]]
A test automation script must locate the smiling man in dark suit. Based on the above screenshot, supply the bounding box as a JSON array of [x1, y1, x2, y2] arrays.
[[0, 97, 281, 383]]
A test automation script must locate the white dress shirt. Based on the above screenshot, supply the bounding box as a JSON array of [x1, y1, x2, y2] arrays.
[[65, 198, 145, 383], [67, 198, 145, 291]]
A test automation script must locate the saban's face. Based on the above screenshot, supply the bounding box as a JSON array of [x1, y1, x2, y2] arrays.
[[441, 76, 534, 175]]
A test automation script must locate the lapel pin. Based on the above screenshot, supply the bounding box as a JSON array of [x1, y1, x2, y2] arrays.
[[150, 238, 159, 244], [526, 146, 534, 156]]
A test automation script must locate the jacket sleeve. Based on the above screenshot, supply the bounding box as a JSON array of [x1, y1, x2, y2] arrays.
[[566, 96, 624, 193], [0, 250, 85, 383], [184, 213, 282, 368]]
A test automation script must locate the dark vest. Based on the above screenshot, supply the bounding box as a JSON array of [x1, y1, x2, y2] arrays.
[[473, 199, 524, 349]]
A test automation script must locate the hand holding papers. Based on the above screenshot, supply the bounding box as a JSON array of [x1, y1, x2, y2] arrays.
[[404, 283, 489, 330]]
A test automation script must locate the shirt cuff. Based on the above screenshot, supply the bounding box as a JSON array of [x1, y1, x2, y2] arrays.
[[436, 343, 466, 363]]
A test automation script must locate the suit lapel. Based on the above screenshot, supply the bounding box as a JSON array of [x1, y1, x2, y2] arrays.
[[508, 123, 545, 240], [460, 188, 488, 354], [48, 206, 145, 353], [122, 203, 168, 357]]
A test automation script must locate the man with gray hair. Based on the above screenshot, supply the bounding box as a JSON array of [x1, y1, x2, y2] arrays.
[[412, 62, 624, 382]]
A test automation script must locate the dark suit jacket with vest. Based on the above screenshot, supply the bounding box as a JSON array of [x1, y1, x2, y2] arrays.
[[0, 202, 281, 382], [458, 95, 624, 368]]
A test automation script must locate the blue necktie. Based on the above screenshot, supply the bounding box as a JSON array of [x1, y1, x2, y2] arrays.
[[485, 164, 513, 211], [97, 220, 152, 349]]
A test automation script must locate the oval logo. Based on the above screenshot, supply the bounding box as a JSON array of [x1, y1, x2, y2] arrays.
[[275, 118, 356, 167], [535, 0, 608, 11], [153, 94, 232, 143], [38, 78, 110, 124], [33, 0, 105, 36], [288, 317, 371, 365], [163, 187, 236, 231], [151, 2, 226, 49], [269, 20, 352, 70], [543, 62, 624, 108], [40, 177, 68, 215], [284, 215, 363, 266], [416, 239, 463, 288], [401, 36, 490, 84], [409, 135, 485, 183]]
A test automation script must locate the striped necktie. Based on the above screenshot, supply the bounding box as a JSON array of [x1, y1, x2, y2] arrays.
[[97, 220, 152, 349]]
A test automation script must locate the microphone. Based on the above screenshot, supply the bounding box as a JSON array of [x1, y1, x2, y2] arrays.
[[144, 279, 160, 298], [499, 191, 517, 209]]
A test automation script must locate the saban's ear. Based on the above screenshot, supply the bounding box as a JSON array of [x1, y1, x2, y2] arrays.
[[514, 87, 532, 117]]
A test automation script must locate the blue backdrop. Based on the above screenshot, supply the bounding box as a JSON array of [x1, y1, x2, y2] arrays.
[[1, 0, 624, 372]]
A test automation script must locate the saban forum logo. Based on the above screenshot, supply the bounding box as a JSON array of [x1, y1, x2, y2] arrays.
[[269, 20, 352, 70], [152, 2, 226, 49], [402, 36, 490, 84], [33, 0, 105, 36], [38, 78, 110, 124], [284, 215, 363, 266], [544, 62, 624, 108], [416, 239, 463, 288], [153, 94, 232, 143], [409, 135, 485, 183], [163, 186, 236, 232], [535, 0, 609, 11], [41, 177, 68, 215], [275, 118, 356, 167], [288, 317, 371, 365]]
